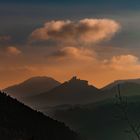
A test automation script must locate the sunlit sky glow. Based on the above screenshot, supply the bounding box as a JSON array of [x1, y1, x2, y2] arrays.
[[1, 0, 140, 88]]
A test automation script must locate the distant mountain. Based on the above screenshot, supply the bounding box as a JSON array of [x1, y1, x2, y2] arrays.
[[5, 76, 140, 112], [0, 91, 79, 140], [102, 78, 140, 90], [4, 76, 61, 99], [24, 76, 100, 110], [101, 79, 140, 99], [50, 96, 140, 140]]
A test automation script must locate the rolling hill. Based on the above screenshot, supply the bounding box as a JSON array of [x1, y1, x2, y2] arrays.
[[5, 76, 140, 112], [3, 76, 140, 140], [23, 76, 100, 110], [101, 80, 140, 99], [102, 78, 140, 90], [4, 76, 61, 99], [50, 96, 140, 140]]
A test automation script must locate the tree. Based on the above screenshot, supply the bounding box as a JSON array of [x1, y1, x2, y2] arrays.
[[115, 84, 140, 140]]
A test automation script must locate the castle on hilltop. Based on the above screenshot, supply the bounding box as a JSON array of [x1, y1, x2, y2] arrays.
[[69, 76, 89, 86]]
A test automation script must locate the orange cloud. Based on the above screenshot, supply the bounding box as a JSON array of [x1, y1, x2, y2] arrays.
[[30, 19, 120, 44], [104, 54, 140, 71], [49, 47, 96, 62], [6, 46, 21, 56]]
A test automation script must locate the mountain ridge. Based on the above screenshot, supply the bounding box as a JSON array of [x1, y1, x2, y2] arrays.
[[23, 76, 100, 109], [102, 78, 140, 90], [4, 76, 61, 99], [4, 76, 140, 111]]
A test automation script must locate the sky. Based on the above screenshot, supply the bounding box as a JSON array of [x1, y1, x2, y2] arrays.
[[1, 0, 140, 88]]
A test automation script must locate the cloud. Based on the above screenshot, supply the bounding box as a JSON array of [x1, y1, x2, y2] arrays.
[[49, 47, 96, 61], [6, 46, 21, 55], [104, 54, 140, 71], [50, 48, 140, 73], [30, 19, 120, 45]]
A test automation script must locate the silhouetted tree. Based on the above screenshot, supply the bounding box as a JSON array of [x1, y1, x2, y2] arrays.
[[115, 84, 140, 140]]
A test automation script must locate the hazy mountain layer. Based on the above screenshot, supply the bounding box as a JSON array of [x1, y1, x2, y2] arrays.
[[23, 77, 100, 109], [4, 76, 61, 98], [50, 96, 140, 140]]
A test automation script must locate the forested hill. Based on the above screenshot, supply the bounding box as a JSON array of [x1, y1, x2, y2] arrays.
[[0, 91, 79, 140]]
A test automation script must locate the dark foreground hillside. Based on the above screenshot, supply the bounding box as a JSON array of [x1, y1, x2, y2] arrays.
[[0, 91, 79, 140]]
